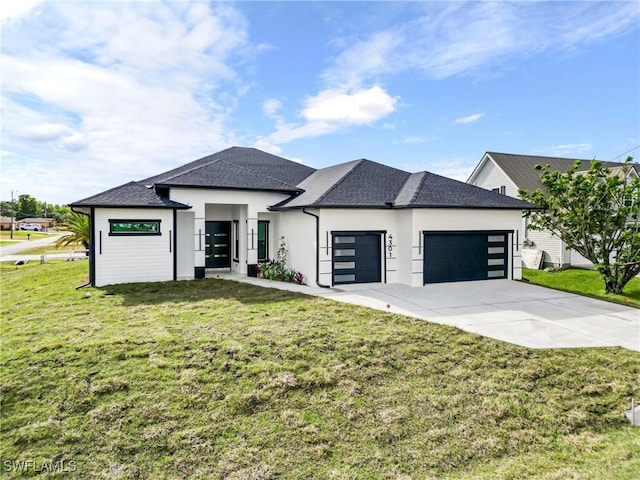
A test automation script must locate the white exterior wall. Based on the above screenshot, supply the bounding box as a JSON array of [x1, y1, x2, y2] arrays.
[[169, 188, 290, 274], [176, 211, 195, 279], [412, 209, 524, 285], [290, 208, 524, 288], [93, 208, 175, 287], [276, 210, 317, 285], [525, 230, 565, 266], [470, 158, 519, 198]]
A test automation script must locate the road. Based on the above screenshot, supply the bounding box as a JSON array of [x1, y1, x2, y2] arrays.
[[0, 232, 67, 259]]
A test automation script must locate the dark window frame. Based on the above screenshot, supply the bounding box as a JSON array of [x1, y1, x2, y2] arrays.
[[232, 220, 240, 262], [109, 219, 162, 236], [258, 220, 269, 262]]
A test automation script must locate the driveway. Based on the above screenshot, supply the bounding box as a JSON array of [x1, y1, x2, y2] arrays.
[[216, 273, 639, 351], [321, 280, 639, 351]]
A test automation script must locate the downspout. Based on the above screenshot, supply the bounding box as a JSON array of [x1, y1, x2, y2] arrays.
[[302, 208, 331, 288], [173, 209, 178, 281], [71, 206, 93, 289]]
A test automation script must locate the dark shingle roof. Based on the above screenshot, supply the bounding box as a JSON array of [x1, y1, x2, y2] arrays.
[[70, 182, 190, 209], [275, 159, 535, 210], [400, 171, 538, 209], [276, 159, 410, 208], [142, 146, 315, 191], [485, 152, 624, 193]]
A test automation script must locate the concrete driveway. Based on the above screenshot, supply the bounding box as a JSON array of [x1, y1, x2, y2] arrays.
[[321, 280, 639, 351], [215, 273, 639, 351]]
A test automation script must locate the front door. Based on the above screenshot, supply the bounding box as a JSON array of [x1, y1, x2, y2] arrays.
[[205, 221, 231, 268]]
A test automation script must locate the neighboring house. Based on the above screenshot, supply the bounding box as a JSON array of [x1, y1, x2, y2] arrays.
[[0, 216, 15, 230], [70, 147, 537, 287], [17, 217, 55, 229], [467, 152, 639, 267]]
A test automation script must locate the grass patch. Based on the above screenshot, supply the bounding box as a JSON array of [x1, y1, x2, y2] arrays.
[[2, 261, 639, 479], [13, 244, 79, 255], [523, 267, 640, 308], [0, 231, 50, 240], [0, 240, 19, 245]]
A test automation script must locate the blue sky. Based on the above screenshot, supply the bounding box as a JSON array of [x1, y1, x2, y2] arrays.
[[1, 1, 639, 205]]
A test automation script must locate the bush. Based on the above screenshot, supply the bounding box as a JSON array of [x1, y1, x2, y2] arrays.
[[258, 237, 304, 284]]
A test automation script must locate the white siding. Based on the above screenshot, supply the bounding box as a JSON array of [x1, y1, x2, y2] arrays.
[[276, 210, 317, 285], [176, 211, 195, 280], [470, 157, 520, 198], [525, 230, 565, 266], [285, 208, 524, 287], [94, 208, 174, 287]]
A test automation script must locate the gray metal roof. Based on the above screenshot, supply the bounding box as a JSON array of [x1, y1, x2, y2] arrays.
[[485, 152, 625, 193], [70, 182, 190, 209]]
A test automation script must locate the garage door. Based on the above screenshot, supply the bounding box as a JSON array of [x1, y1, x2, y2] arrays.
[[332, 232, 382, 285], [423, 232, 507, 284]]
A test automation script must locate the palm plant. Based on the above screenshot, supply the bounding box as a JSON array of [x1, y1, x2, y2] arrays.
[[56, 211, 90, 250]]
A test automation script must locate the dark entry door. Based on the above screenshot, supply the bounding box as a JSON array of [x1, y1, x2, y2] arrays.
[[423, 232, 507, 284], [332, 233, 382, 285], [205, 221, 231, 268]]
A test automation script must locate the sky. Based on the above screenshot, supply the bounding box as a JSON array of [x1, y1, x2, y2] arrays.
[[1, 0, 639, 206]]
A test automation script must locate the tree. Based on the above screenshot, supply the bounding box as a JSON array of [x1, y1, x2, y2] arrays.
[[56, 211, 90, 251], [17, 194, 39, 219], [519, 157, 640, 294]]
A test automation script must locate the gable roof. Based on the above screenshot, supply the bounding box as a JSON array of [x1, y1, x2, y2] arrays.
[[70, 181, 191, 209], [142, 146, 315, 192], [477, 152, 628, 193]]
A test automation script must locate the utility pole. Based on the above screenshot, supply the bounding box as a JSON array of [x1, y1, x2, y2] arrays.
[[10, 190, 16, 239]]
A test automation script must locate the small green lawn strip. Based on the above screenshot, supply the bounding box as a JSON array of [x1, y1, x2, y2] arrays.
[[1, 261, 639, 479], [523, 267, 640, 308]]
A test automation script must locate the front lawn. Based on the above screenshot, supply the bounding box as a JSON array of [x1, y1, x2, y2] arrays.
[[1, 261, 639, 479], [523, 267, 640, 308]]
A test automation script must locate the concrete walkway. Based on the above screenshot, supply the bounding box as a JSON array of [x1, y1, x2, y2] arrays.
[[214, 272, 640, 352]]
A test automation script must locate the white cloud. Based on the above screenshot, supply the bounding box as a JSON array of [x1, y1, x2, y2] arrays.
[[23, 123, 72, 142], [322, 1, 640, 83], [0, 0, 44, 24], [1, 1, 253, 203], [542, 143, 594, 157], [302, 86, 397, 125], [267, 86, 398, 144], [262, 98, 282, 119], [454, 113, 485, 125]]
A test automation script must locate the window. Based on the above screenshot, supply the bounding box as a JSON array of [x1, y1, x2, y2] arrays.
[[232, 220, 239, 262], [491, 186, 506, 195], [258, 220, 269, 261], [109, 219, 161, 235]]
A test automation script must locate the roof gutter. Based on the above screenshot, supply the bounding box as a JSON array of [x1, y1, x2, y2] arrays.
[[302, 208, 330, 289]]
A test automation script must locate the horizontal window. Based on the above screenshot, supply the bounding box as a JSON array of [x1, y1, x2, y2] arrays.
[[488, 247, 504, 254], [488, 235, 505, 242], [488, 270, 505, 278], [334, 274, 356, 282], [334, 236, 355, 244], [334, 249, 356, 257], [487, 258, 504, 266], [334, 261, 356, 269], [109, 220, 161, 235]]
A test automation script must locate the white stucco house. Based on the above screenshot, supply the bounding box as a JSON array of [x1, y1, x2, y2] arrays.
[[70, 147, 538, 287], [467, 152, 639, 267]]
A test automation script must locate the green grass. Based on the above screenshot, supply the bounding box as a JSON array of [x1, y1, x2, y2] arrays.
[[0, 231, 50, 240], [1, 261, 639, 479], [523, 267, 640, 308], [0, 240, 19, 245], [13, 244, 79, 255]]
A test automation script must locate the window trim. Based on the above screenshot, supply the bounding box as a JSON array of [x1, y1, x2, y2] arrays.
[[257, 220, 269, 262], [232, 220, 239, 262], [109, 219, 162, 236]]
